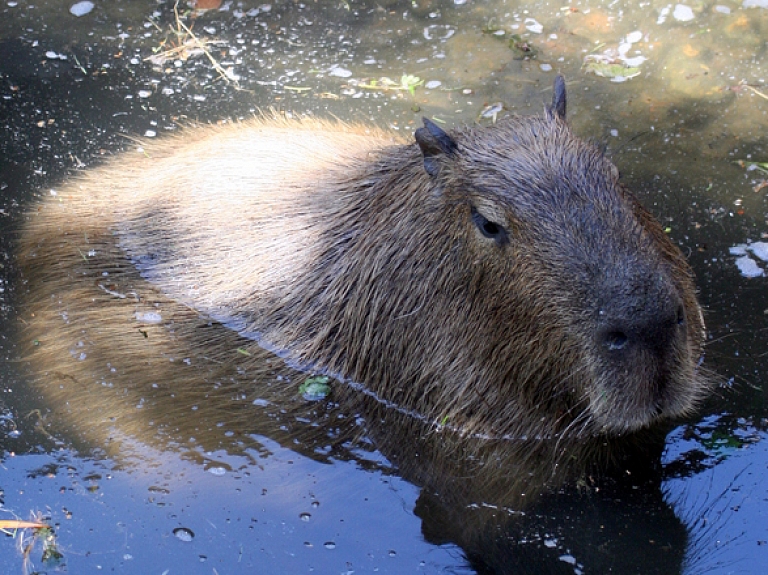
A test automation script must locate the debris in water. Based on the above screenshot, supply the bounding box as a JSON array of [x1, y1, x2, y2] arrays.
[[673, 4, 695, 21], [70, 1, 94, 17], [173, 527, 195, 542], [524, 18, 543, 34], [299, 375, 331, 401], [584, 59, 641, 81], [328, 65, 352, 78]]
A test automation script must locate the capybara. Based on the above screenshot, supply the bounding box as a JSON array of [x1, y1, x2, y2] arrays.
[[18, 76, 707, 446]]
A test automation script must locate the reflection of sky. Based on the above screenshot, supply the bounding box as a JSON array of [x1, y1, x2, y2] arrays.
[[664, 428, 768, 574], [1, 437, 463, 574], [730, 242, 768, 278]]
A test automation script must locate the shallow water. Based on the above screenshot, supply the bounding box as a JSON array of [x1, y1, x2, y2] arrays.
[[1, 1, 768, 573]]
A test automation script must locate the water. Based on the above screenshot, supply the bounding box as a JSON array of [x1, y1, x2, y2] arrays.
[[1, 1, 768, 573]]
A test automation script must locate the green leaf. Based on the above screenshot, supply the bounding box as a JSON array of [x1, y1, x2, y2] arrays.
[[584, 61, 641, 80], [299, 375, 331, 401]]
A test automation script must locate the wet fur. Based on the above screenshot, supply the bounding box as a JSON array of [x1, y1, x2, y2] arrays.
[[18, 97, 708, 448]]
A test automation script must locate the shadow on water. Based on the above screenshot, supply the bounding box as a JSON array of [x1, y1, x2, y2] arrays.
[[12, 211, 692, 573], [2, 1, 768, 573]]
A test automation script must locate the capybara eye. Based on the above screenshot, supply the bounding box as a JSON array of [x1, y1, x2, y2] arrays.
[[471, 207, 508, 245], [482, 220, 500, 236], [676, 305, 685, 326]]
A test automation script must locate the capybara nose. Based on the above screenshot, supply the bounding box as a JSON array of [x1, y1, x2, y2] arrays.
[[598, 301, 686, 359]]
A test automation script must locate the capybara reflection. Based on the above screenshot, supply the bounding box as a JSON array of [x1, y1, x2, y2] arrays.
[[19, 76, 707, 443]]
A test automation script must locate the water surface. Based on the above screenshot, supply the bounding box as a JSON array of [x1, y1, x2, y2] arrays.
[[2, 1, 768, 573]]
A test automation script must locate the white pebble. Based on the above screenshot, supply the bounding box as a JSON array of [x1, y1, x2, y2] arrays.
[[539, 63, 552, 72], [524, 18, 543, 34], [714, 5, 731, 13], [138, 90, 151, 98], [743, 0, 768, 7], [69, 1, 94, 17], [625, 30, 643, 44], [673, 4, 695, 21], [143, 130, 157, 138], [328, 65, 352, 78], [425, 80, 442, 89], [610, 129, 619, 137], [657, 6, 670, 24]]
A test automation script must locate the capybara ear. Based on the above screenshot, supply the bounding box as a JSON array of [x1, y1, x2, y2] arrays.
[[414, 117, 458, 177], [548, 75, 567, 121]]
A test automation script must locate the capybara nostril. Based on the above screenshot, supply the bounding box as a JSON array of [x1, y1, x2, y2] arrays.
[[603, 330, 629, 352]]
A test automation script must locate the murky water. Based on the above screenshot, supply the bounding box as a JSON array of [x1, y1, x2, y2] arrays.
[[1, 0, 768, 573]]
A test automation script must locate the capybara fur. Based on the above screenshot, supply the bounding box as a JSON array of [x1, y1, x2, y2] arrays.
[[18, 76, 707, 451]]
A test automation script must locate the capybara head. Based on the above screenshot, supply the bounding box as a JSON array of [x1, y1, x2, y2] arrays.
[[20, 76, 708, 449], [243, 77, 708, 440]]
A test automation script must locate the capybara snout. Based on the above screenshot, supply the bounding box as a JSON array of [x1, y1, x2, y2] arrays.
[[19, 75, 709, 444], [588, 260, 695, 431]]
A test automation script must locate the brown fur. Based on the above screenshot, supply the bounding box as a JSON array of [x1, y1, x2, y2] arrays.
[[18, 91, 708, 455]]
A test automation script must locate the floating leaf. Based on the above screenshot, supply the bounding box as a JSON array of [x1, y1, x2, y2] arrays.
[[42, 545, 65, 567], [358, 75, 423, 95], [508, 34, 537, 60], [400, 74, 423, 95], [299, 375, 331, 401], [584, 61, 641, 81], [735, 160, 768, 175]]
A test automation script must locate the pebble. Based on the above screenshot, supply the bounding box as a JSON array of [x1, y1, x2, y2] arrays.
[[524, 18, 543, 34], [70, 1, 94, 17], [673, 4, 695, 21], [328, 66, 352, 78]]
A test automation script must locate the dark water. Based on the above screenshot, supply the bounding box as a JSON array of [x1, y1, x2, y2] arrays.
[[1, 1, 768, 573]]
